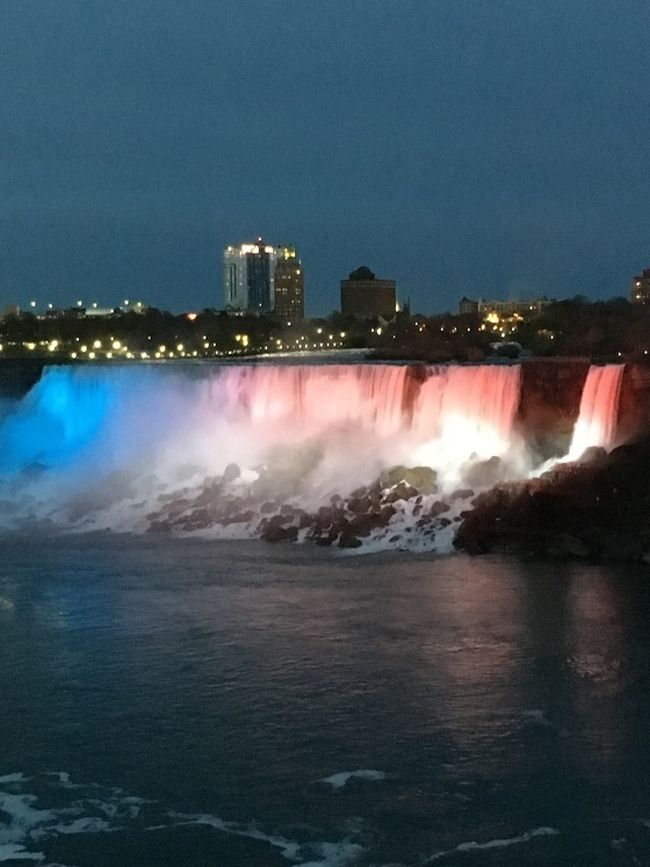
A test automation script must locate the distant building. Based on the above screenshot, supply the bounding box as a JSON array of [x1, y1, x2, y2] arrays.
[[477, 297, 553, 319], [223, 238, 278, 313], [462, 296, 554, 336], [84, 304, 115, 317], [340, 266, 396, 320], [120, 300, 147, 314], [274, 246, 304, 325], [631, 269, 650, 304], [458, 297, 479, 316]]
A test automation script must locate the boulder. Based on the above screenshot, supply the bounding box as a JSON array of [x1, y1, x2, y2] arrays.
[[223, 509, 255, 525], [383, 482, 418, 503], [298, 511, 312, 529], [338, 533, 363, 549], [379, 465, 437, 494], [573, 446, 607, 465], [379, 504, 397, 524], [349, 513, 379, 537], [347, 496, 372, 514], [461, 456, 507, 489], [192, 484, 223, 507], [453, 438, 650, 561], [267, 512, 293, 528], [222, 462, 241, 483], [263, 523, 299, 543], [450, 488, 475, 501]]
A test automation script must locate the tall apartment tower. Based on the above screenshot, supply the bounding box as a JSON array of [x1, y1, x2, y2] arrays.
[[223, 238, 278, 313], [274, 246, 304, 324], [631, 269, 650, 304]]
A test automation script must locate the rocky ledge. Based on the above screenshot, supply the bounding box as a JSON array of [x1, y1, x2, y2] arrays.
[[146, 462, 468, 550], [454, 438, 650, 562]]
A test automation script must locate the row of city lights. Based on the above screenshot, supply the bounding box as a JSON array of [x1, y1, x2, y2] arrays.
[[24, 299, 139, 309], [1, 331, 351, 359]]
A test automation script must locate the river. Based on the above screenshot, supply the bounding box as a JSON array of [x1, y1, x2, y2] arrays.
[[2, 535, 650, 865]]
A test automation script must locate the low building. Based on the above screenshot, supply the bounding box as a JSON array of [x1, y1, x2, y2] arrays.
[[477, 297, 553, 319], [340, 266, 396, 320], [458, 295, 554, 336]]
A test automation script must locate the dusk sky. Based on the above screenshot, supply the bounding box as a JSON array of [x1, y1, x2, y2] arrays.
[[2, 0, 650, 315]]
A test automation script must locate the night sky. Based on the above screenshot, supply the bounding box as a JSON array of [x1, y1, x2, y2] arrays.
[[2, 0, 649, 316]]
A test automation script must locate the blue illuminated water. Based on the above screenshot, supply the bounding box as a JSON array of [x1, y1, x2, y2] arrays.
[[2, 535, 650, 865]]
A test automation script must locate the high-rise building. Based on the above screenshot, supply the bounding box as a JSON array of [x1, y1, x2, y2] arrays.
[[273, 246, 304, 324], [223, 238, 278, 313], [631, 269, 650, 304], [340, 266, 396, 320]]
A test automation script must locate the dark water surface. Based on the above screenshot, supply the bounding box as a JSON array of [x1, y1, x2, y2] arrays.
[[2, 536, 650, 865]]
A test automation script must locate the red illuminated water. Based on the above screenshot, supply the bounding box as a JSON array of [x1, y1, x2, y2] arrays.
[[568, 364, 624, 460]]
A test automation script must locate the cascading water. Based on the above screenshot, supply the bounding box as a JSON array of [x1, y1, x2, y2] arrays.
[[0, 361, 529, 547], [411, 365, 523, 486], [567, 364, 625, 460]]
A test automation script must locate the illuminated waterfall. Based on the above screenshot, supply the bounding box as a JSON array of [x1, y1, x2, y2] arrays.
[[567, 364, 625, 460], [0, 362, 528, 531], [411, 365, 523, 476], [0, 363, 524, 473]]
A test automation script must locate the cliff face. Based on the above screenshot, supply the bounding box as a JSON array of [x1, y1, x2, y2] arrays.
[[617, 363, 650, 445], [512, 360, 650, 460], [515, 359, 589, 461], [0, 359, 48, 399], [454, 438, 650, 561], [452, 360, 650, 562]]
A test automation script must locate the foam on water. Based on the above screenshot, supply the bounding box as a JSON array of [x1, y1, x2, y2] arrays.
[[0, 843, 45, 862], [320, 770, 387, 790], [0, 771, 367, 867], [424, 826, 561, 862]]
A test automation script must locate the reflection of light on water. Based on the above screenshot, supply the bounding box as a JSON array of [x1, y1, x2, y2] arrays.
[[419, 558, 524, 763], [566, 569, 627, 778]]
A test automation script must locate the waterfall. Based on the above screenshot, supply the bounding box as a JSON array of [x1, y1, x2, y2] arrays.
[[411, 364, 523, 484], [413, 365, 522, 456], [567, 364, 625, 460], [0, 361, 526, 530]]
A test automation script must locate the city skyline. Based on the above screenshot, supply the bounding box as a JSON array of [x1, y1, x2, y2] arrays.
[[1, 1, 650, 315]]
